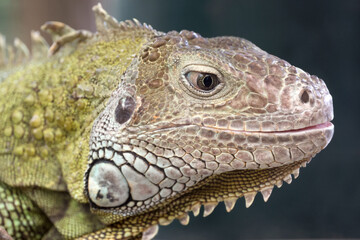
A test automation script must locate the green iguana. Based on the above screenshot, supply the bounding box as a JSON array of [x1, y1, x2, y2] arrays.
[[0, 3, 334, 240]]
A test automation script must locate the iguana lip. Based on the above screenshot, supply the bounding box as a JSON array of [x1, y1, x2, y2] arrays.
[[149, 121, 334, 134], [256, 121, 334, 134], [200, 121, 334, 134], [272, 122, 333, 133]]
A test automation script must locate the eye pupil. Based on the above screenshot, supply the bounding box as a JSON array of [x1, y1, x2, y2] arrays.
[[196, 74, 218, 91], [202, 75, 213, 88]]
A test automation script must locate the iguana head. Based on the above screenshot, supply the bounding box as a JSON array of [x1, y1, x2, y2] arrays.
[[85, 4, 334, 237]]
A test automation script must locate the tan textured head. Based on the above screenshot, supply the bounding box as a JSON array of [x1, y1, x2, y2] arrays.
[[86, 19, 334, 229]]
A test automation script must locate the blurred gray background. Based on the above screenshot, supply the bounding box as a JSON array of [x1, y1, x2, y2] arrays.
[[0, 0, 359, 239]]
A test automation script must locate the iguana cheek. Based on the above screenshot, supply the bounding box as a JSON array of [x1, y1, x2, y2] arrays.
[[87, 160, 161, 208], [121, 165, 159, 200], [88, 161, 129, 207]]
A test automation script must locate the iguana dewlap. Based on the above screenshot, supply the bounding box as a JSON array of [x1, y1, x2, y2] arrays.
[[0, 3, 334, 240]]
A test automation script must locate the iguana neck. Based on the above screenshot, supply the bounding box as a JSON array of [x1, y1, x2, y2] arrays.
[[0, 35, 150, 201]]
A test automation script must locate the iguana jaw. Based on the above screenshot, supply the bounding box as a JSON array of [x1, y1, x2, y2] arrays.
[[88, 157, 311, 235], [141, 119, 334, 167], [204, 121, 334, 133], [138, 121, 334, 226], [147, 121, 334, 138], [152, 157, 310, 225], [86, 119, 333, 219]]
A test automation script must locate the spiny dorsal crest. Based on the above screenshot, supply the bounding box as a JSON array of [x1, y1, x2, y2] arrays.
[[92, 3, 160, 37], [0, 34, 31, 69], [0, 3, 158, 70]]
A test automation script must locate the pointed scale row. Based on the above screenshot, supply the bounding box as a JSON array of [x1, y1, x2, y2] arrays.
[[155, 165, 304, 230], [1, 2, 157, 68], [0, 33, 34, 68], [142, 225, 159, 240], [0, 18, 92, 65], [92, 3, 157, 35], [0, 28, 53, 69]]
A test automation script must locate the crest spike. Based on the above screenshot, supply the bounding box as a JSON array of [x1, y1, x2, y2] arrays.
[[92, 3, 119, 32], [31, 31, 49, 60], [41, 21, 92, 56], [0, 34, 6, 67], [177, 213, 190, 225], [92, 3, 160, 37], [292, 168, 300, 179], [260, 186, 274, 202], [147, 24, 154, 30], [191, 203, 201, 217], [158, 217, 173, 226], [14, 38, 30, 64], [125, 20, 136, 28], [224, 197, 237, 212], [41, 21, 75, 42], [142, 225, 159, 240], [6, 45, 15, 65], [133, 18, 142, 27], [283, 174, 292, 184], [244, 192, 256, 208], [119, 21, 128, 30], [203, 202, 218, 217]]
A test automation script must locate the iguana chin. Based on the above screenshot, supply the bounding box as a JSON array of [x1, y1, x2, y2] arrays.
[[0, 3, 334, 240]]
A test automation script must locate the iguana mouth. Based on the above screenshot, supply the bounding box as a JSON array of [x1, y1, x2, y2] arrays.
[[87, 121, 333, 217], [196, 121, 334, 135], [155, 158, 308, 225], [129, 123, 333, 228], [268, 122, 333, 133], [100, 158, 309, 232], [147, 121, 333, 135]]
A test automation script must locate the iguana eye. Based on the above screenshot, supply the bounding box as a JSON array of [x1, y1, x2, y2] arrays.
[[185, 72, 219, 91], [180, 65, 224, 98]]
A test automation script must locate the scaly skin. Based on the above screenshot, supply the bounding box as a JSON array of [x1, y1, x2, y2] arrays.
[[0, 3, 334, 240]]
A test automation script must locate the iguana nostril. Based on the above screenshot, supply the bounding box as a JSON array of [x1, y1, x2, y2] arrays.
[[300, 90, 310, 103]]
